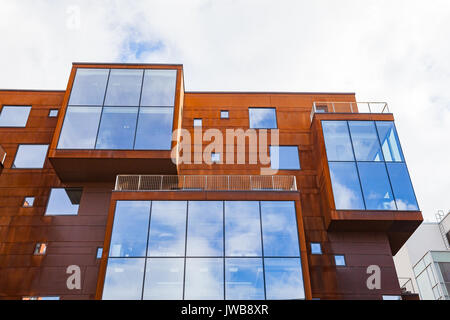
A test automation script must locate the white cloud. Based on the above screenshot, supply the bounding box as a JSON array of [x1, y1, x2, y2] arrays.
[[0, 0, 449, 220]]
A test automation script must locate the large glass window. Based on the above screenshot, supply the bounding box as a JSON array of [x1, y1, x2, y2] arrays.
[[348, 121, 383, 161], [225, 258, 265, 300], [249, 108, 277, 129], [185, 258, 224, 300], [322, 121, 354, 161], [95, 107, 138, 150], [323, 120, 418, 211], [44, 188, 82, 216], [143, 258, 184, 300], [59, 68, 176, 150], [57, 106, 102, 149], [109, 201, 150, 257], [69, 69, 109, 106], [264, 258, 305, 300], [104, 69, 143, 106], [12, 144, 48, 169], [141, 69, 177, 106], [0, 106, 31, 127], [329, 162, 365, 210], [102, 258, 145, 300], [270, 146, 301, 170]]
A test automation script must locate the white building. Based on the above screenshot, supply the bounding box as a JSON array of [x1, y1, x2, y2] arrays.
[[394, 211, 450, 300]]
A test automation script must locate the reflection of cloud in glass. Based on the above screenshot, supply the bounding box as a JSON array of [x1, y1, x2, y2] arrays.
[[249, 108, 277, 129], [148, 201, 187, 256], [264, 258, 305, 300], [141, 69, 177, 107], [358, 162, 396, 210], [225, 258, 265, 300], [322, 121, 354, 161], [348, 121, 384, 161], [143, 258, 184, 300], [102, 258, 145, 300], [13, 144, 48, 168], [104, 69, 143, 106], [0, 106, 31, 127], [329, 162, 365, 210], [185, 258, 224, 300], [69, 69, 109, 106], [225, 201, 262, 256]]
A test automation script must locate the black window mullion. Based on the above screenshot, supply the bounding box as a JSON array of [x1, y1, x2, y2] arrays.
[[223, 200, 226, 300], [182, 201, 189, 300], [259, 201, 267, 300], [132, 69, 146, 149], [140, 201, 152, 300], [94, 69, 111, 149]]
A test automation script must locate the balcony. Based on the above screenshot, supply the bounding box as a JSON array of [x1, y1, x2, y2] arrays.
[[115, 175, 297, 192], [310, 101, 390, 122]]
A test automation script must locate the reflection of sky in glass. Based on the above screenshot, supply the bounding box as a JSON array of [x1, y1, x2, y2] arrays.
[[0, 106, 31, 127], [376, 121, 404, 162], [185, 258, 224, 300], [334, 255, 346, 266], [102, 258, 145, 300], [134, 107, 174, 150], [225, 258, 265, 300], [95, 107, 138, 149], [187, 201, 223, 256], [148, 201, 187, 256], [57, 106, 101, 149], [225, 201, 262, 256], [322, 121, 354, 161], [109, 201, 150, 257], [104, 69, 143, 106], [270, 146, 300, 170], [141, 69, 177, 107], [264, 258, 305, 300], [387, 163, 419, 210], [249, 108, 277, 129], [261, 201, 300, 256], [45, 188, 80, 216], [329, 162, 365, 210], [69, 69, 109, 106], [358, 162, 396, 210], [13, 144, 48, 168], [348, 121, 384, 161], [143, 258, 184, 300]]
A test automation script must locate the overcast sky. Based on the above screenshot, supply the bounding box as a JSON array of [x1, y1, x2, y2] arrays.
[[0, 0, 449, 221]]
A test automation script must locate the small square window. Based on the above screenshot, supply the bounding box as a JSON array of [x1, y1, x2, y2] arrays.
[[249, 108, 277, 129], [48, 109, 58, 117], [221, 110, 229, 119], [382, 295, 402, 300], [334, 255, 346, 266], [270, 146, 301, 170], [12, 144, 49, 169], [23, 197, 35, 207], [193, 119, 202, 127], [96, 247, 103, 259], [211, 153, 220, 163], [311, 243, 322, 255], [34, 243, 47, 255]]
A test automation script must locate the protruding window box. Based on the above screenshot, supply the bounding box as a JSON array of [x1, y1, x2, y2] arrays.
[[48, 63, 184, 182]]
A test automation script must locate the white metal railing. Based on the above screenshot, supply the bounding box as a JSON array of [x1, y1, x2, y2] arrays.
[[115, 175, 297, 192], [310, 101, 390, 122], [399, 277, 417, 294]]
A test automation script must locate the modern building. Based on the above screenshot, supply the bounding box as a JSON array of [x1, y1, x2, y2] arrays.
[[394, 211, 450, 300], [0, 63, 423, 300]]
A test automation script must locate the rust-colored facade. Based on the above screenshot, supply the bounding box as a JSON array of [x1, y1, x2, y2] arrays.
[[0, 63, 422, 300]]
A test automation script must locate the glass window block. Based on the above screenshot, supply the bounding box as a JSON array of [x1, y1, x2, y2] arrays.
[[264, 258, 305, 300], [386, 163, 419, 211], [358, 162, 396, 210], [69, 69, 109, 106], [141, 69, 177, 107], [0, 106, 31, 127], [329, 162, 365, 210], [102, 258, 145, 300], [270, 146, 301, 170], [225, 258, 265, 300], [95, 107, 138, 150], [104, 69, 143, 106], [322, 121, 354, 161], [249, 108, 277, 129], [143, 258, 184, 300], [184, 258, 224, 300], [376, 121, 404, 162], [13, 144, 48, 169], [348, 121, 384, 161], [45, 188, 81, 216], [134, 107, 174, 150]]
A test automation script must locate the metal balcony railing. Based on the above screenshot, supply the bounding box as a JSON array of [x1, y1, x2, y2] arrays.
[[310, 101, 390, 122], [115, 175, 297, 192]]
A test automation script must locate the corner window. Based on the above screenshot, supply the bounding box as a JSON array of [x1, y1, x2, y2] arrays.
[[48, 109, 58, 117], [23, 197, 35, 207], [220, 110, 229, 119], [193, 118, 202, 127], [334, 255, 346, 266], [249, 108, 277, 129], [12, 144, 48, 169], [270, 146, 300, 170], [311, 243, 322, 255], [45, 188, 82, 216], [0, 106, 31, 127]]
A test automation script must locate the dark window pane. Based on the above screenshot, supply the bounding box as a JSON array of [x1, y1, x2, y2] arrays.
[[57, 106, 101, 149], [104, 69, 143, 106], [329, 162, 365, 210], [376, 121, 404, 162], [322, 121, 354, 161], [141, 69, 177, 107], [387, 163, 419, 210], [261, 201, 300, 257], [143, 258, 184, 300], [270, 146, 300, 170], [95, 107, 138, 150], [148, 201, 187, 257], [358, 162, 396, 210], [109, 201, 151, 257], [348, 121, 384, 161], [184, 258, 224, 300], [45, 188, 81, 216], [69, 69, 109, 105], [264, 258, 305, 300], [225, 258, 265, 300], [13, 144, 48, 168], [187, 201, 223, 256], [225, 201, 262, 257], [0, 106, 31, 127], [102, 258, 145, 300], [249, 108, 277, 129], [134, 107, 174, 150]]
